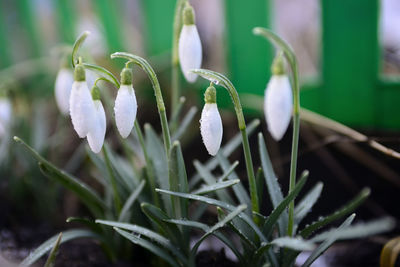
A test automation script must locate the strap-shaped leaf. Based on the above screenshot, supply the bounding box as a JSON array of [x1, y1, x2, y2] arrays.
[[300, 188, 370, 238], [156, 189, 267, 242], [66, 217, 103, 234], [258, 133, 287, 236], [271, 237, 315, 251], [189, 119, 260, 189], [114, 228, 180, 267], [302, 214, 355, 267], [20, 229, 98, 266], [310, 217, 395, 243], [118, 180, 146, 222], [14, 137, 106, 217], [193, 160, 234, 203], [262, 171, 308, 238], [172, 106, 197, 142], [43, 233, 62, 267], [294, 182, 323, 226], [96, 220, 187, 264], [191, 179, 240, 195], [141, 203, 182, 246]]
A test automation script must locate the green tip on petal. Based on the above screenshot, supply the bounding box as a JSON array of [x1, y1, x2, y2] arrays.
[[74, 64, 86, 81], [271, 51, 286, 76], [91, 85, 101, 100], [183, 3, 195, 25], [204, 85, 217, 104], [120, 67, 133, 85]]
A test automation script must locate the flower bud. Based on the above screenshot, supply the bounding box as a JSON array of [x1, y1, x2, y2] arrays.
[[264, 74, 293, 141], [54, 68, 73, 115], [114, 68, 137, 138], [69, 64, 96, 138], [87, 99, 106, 153], [200, 86, 222, 156], [178, 4, 202, 83], [0, 98, 12, 138]]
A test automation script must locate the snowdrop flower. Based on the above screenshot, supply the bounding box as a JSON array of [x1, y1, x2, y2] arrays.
[[178, 3, 202, 83], [200, 85, 222, 156], [69, 64, 96, 138], [54, 64, 73, 115], [264, 54, 293, 141], [0, 98, 12, 138], [87, 86, 106, 153], [114, 67, 137, 138]]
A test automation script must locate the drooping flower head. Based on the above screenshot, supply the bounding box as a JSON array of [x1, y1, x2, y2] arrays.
[[69, 64, 96, 138], [264, 52, 293, 141], [54, 57, 73, 115], [200, 85, 223, 156], [87, 85, 106, 153], [114, 67, 137, 138], [178, 2, 202, 83]]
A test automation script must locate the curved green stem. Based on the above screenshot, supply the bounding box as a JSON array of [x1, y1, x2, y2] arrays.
[[171, 0, 187, 116], [191, 68, 259, 223], [253, 27, 301, 236], [111, 52, 172, 155], [94, 77, 118, 88], [82, 63, 120, 88], [71, 31, 90, 68]]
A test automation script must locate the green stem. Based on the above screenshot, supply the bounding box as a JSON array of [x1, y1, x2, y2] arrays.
[[103, 146, 122, 215], [191, 69, 259, 222], [171, 0, 187, 117], [111, 52, 172, 156], [82, 63, 120, 88], [71, 31, 89, 67], [134, 120, 160, 207], [253, 27, 301, 236]]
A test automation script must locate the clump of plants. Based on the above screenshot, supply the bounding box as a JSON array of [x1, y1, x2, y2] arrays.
[[13, 1, 394, 267]]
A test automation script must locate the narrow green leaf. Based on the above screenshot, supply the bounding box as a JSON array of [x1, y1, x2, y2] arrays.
[[294, 182, 323, 226], [193, 160, 235, 203], [258, 133, 287, 236], [191, 179, 240, 195], [14, 137, 106, 217], [119, 180, 146, 222], [256, 167, 264, 207], [171, 106, 197, 142], [310, 217, 395, 242], [191, 205, 247, 255], [271, 237, 315, 251], [156, 189, 267, 242], [189, 119, 260, 189], [20, 229, 98, 267], [145, 124, 171, 215], [217, 153, 252, 215], [300, 188, 370, 238], [168, 141, 189, 221], [114, 228, 180, 267], [169, 96, 186, 134], [43, 233, 62, 267], [141, 203, 182, 246], [262, 171, 308, 238], [66, 217, 103, 233], [96, 220, 187, 264], [302, 214, 356, 267]]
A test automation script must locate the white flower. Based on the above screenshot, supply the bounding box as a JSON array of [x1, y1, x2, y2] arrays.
[[69, 81, 96, 138], [114, 84, 137, 138], [87, 100, 106, 153], [0, 98, 12, 138], [55, 68, 74, 115], [178, 24, 202, 83], [264, 75, 293, 141], [200, 103, 223, 156]]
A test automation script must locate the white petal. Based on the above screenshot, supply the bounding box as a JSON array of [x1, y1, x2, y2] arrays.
[[69, 81, 96, 138], [87, 100, 106, 153], [264, 75, 293, 141], [55, 68, 74, 115], [200, 103, 223, 156], [114, 85, 137, 138], [178, 24, 202, 83], [0, 99, 12, 138]]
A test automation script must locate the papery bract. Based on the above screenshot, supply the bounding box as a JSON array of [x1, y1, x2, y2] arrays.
[[55, 68, 74, 115], [69, 81, 96, 138], [264, 75, 293, 141], [87, 100, 106, 153], [179, 24, 202, 83], [114, 84, 137, 138], [200, 103, 223, 156]]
